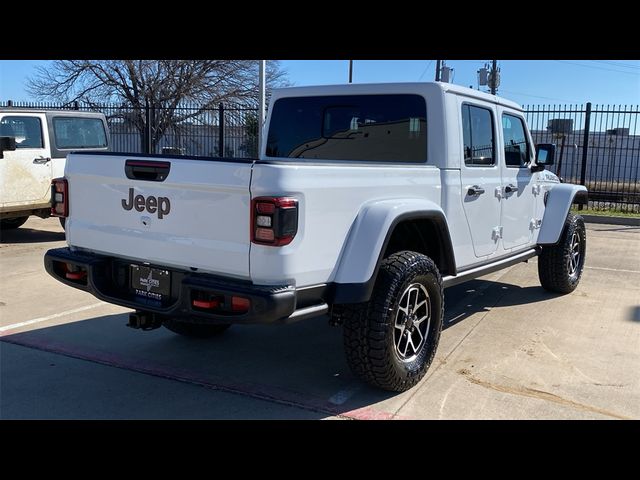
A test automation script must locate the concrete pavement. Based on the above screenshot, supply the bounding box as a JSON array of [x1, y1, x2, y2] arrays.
[[1, 217, 638, 419]]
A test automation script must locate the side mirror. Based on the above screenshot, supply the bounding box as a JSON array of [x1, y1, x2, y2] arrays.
[[0, 136, 17, 158], [532, 143, 555, 172]]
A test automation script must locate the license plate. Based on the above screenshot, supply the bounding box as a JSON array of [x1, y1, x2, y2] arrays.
[[130, 265, 170, 300]]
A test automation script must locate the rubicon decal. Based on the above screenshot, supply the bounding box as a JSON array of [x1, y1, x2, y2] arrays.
[[121, 188, 171, 219]]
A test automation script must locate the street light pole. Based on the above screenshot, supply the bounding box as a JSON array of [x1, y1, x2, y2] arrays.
[[349, 60, 353, 83]]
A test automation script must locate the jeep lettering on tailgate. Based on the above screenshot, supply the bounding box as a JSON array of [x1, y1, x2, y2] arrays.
[[121, 188, 170, 219]]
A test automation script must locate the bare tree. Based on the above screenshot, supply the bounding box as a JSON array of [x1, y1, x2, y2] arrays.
[[27, 60, 288, 152]]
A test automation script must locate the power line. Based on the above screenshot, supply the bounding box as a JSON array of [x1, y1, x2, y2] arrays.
[[417, 60, 434, 81], [554, 60, 640, 75], [591, 60, 640, 70], [500, 89, 580, 103]]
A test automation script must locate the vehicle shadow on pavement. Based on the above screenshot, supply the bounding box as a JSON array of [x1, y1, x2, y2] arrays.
[[1, 278, 564, 419], [0, 228, 64, 244], [1, 313, 399, 419], [444, 279, 561, 329]]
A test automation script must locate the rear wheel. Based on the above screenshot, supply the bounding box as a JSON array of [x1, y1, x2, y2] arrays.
[[341, 251, 444, 392], [0, 216, 29, 230], [538, 213, 586, 294], [163, 319, 231, 338]]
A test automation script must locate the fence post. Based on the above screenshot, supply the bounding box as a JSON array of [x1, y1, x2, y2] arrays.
[[143, 101, 150, 154], [150, 104, 156, 154], [579, 102, 592, 210], [218, 103, 225, 157]]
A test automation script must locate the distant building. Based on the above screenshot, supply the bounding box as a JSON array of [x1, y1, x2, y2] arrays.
[[529, 128, 640, 184]]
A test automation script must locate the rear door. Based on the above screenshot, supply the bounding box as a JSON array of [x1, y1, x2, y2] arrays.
[[459, 101, 502, 258], [0, 113, 52, 206], [66, 153, 253, 279], [498, 110, 537, 250]]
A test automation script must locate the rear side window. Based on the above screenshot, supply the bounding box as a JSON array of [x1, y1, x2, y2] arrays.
[[502, 114, 530, 167], [0, 116, 43, 148], [266, 94, 427, 162], [53, 117, 107, 149], [462, 104, 495, 166]]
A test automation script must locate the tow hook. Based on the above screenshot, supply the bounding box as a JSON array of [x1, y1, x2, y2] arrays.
[[127, 311, 163, 331]]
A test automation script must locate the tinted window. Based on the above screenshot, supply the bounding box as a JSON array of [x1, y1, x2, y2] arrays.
[[53, 117, 107, 149], [0, 116, 43, 148], [502, 114, 530, 167], [266, 94, 427, 162], [462, 105, 495, 166]]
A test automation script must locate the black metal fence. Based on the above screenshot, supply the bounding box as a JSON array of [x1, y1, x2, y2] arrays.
[[0, 100, 259, 159], [524, 104, 640, 213], [2, 100, 638, 212]]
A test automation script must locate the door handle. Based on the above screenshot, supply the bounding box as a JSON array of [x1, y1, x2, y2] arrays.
[[505, 184, 519, 194], [467, 185, 485, 196], [33, 156, 51, 164]]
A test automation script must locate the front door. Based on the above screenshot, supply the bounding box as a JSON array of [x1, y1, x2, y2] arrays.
[[0, 114, 52, 206], [498, 111, 537, 250], [459, 102, 502, 258]]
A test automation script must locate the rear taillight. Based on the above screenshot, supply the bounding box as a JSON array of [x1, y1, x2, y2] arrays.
[[251, 196, 298, 246], [51, 178, 68, 217]]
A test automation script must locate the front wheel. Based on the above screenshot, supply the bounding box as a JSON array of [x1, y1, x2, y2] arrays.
[[341, 251, 444, 392], [538, 213, 586, 294], [163, 319, 231, 338]]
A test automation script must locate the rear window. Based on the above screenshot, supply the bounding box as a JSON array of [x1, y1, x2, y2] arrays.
[[266, 94, 427, 162], [53, 117, 107, 149]]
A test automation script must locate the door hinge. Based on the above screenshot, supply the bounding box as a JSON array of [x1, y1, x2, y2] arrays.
[[494, 186, 503, 200], [492, 226, 503, 240], [532, 184, 542, 195], [529, 218, 542, 230]]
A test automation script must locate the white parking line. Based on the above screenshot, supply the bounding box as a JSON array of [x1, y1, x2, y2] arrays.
[[585, 266, 640, 274], [0, 302, 106, 334]]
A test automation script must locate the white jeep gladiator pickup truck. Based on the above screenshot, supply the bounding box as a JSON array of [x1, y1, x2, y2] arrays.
[[0, 109, 109, 229], [44, 82, 588, 392]]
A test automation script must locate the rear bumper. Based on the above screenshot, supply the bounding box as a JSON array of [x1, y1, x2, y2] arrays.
[[44, 247, 326, 324]]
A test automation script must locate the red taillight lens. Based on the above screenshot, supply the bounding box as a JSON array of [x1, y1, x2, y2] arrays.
[[255, 227, 275, 242], [256, 202, 276, 214], [231, 296, 250, 313], [192, 299, 220, 309], [251, 197, 298, 246], [51, 178, 68, 217]]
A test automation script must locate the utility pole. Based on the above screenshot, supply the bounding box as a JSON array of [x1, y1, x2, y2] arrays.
[[349, 60, 353, 83], [258, 60, 266, 159], [490, 60, 498, 95], [435, 60, 442, 81]]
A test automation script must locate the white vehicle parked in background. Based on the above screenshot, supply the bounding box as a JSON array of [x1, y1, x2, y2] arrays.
[[0, 109, 110, 229], [45, 82, 588, 392]]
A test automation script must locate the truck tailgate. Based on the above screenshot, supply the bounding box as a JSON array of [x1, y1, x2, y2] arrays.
[[65, 153, 253, 279]]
